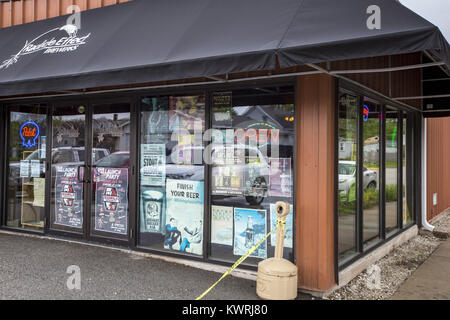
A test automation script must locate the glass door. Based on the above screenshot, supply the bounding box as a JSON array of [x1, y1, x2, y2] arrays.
[[6, 105, 48, 232], [90, 102, 131, 242], [50, 105, 87, 234]]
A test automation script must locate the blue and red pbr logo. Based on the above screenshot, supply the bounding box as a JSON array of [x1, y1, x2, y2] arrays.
[[20, 121, 40, 148], [363, 105, 370, 122]]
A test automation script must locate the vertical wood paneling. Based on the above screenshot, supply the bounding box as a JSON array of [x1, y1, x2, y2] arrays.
[[12, 0, 24, 25], [331, 53, 422, 110], [0, 0, 130, 28], [23, 0, 36, 23], [427, 117, 450, 220], [47, 0, 61, 18], [35, 0, 48, 21], [296, 74, 336, 292], [1, 1, 12, 28]]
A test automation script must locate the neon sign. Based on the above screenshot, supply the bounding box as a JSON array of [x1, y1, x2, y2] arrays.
[[363, 105, 370, 122], [234, 123, 280, 145], [20, 121, 40, 148]]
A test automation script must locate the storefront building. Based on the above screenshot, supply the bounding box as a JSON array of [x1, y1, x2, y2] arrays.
[[0, 0, 449, 294]]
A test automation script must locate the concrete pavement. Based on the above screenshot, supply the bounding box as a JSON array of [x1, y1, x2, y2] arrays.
[[0, 232, 312, 300], [391, 238, 450, 300], [0, 232, 257, 300]]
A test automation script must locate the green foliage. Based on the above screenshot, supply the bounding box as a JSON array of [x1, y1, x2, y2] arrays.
[[386, 184, 398, 202]]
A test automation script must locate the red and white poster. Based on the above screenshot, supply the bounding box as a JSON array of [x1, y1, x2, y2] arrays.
[[93, 167, 129, 235]]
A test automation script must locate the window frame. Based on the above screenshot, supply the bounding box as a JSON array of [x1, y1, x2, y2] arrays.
[[336, 78, 421, 271]]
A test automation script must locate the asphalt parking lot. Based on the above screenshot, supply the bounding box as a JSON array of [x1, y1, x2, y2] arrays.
[[0, 232, 264, 300]]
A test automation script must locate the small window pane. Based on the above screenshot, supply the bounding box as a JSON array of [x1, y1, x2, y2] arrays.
[[338, 92, 358, 261]]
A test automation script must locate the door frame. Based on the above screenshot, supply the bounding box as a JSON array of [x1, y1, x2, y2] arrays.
[[46, 100, 89, 240], [46, 97, 137, 248], [2, 104, 50, 235], [87, 96, 137, 248]]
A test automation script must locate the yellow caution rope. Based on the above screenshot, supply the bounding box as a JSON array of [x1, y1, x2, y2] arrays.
[[195, 219, 286, 300]]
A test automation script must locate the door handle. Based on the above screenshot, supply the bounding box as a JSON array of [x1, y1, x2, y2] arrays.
[[77, 165, 91, 183], [77, 165, 84, 182]]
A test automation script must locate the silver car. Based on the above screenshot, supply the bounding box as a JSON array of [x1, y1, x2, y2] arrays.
[[338, 161, 377, 199]]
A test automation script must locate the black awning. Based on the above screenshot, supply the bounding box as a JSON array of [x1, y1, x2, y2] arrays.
[[0, 0, 449, 97]]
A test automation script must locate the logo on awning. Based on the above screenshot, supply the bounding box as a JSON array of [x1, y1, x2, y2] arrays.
[[0, 24, 91, 70]]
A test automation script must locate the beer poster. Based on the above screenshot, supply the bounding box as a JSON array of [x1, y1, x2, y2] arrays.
[[140, 186, 165, 234], [93, 167, 128, 235], [270, 203, 293, 248], [140, 144, 166, 186], [211, 205, 233, 246], [168, 96, 205, 132], [54, 165, 83, 229], [211, 145, 245, 196], [165, 179, 204, 256], [233, 208, 267, 259], [268, 158, 292, 197]]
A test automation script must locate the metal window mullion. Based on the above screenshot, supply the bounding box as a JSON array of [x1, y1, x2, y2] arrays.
[[203, 90, 211, 260], [356, 95, 364, 253], [398, 112, 404, 230], [380, 104, 386, 240], [44, 104, 52, 232], [0, 106, 5, 227], [129, 96, 139, 249]]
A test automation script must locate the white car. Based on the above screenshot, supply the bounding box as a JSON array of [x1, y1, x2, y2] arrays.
[[338, 161, 377, 199]]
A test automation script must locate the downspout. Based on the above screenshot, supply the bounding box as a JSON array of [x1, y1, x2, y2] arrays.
[[422, 117, 435, 231]]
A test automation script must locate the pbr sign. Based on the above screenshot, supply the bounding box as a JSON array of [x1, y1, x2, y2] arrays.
[[0, 24, 91, 70], [20, 121, 40, 148]]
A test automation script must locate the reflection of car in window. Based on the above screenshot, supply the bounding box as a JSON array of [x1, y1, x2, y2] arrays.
[[95, 152, 130, 168], [9, 147, 110, 189], [211, 144, 270, 205], [338, 161, 377, 200]]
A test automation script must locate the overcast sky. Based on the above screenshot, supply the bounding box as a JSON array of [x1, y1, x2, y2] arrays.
[[400, 0, 450, 43]]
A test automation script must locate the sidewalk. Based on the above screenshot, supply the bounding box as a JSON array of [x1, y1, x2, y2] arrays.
[[391, 238, 450, 300], [0, 232, 312, 300], [0, 232, 256, 300]]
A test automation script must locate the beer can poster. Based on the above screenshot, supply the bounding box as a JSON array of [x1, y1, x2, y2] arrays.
[[165, 179, 204, 256], [140, 186, 165, 234], [54, 165, 83, 229], [233, 208, 267, 259], [94, 167, 129, 235]]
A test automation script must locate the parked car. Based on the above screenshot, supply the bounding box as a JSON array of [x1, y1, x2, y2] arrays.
[[338, 161, 377, 200], [9, 147, 110, 189], [102, 143, 271, 205]]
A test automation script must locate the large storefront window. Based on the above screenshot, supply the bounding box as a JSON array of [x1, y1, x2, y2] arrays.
[[337, 91, 358, 260], [385, 107, 399, 234], [209, 87, 295, 265], [6, 105, 47, 232], [337, 86, 418, 267], [136, 87, 295, 264], [362, 98, 381, 247], [402, 112, 414, 226], [138, 95, 205, 256]]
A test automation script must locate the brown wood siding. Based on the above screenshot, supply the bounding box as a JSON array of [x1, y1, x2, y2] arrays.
[[0, 0, 130, 28], [331, 53, 422, 109], [296, 74, 336, 291], [427, 117, 450, 220]]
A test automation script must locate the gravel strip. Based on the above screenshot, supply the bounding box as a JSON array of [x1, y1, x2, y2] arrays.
[[326, 209, 450, 300]]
